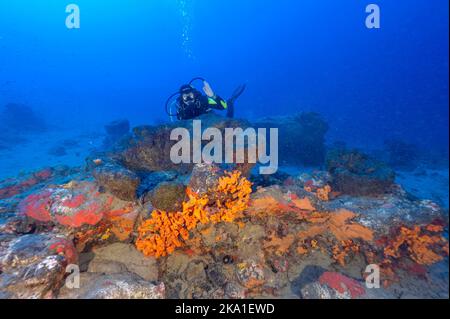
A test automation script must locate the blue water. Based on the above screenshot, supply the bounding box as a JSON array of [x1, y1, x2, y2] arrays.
[[0, 0, 448, 168]]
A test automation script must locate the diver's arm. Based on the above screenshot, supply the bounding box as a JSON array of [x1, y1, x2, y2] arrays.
[[202, 81, 215, 98], [202, 81, 228, 111]]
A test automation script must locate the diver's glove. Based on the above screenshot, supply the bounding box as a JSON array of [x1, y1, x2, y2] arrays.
[[202, 81, 216, 98]]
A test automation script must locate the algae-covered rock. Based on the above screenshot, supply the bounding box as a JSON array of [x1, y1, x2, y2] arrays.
[[148, 182, 187, 212], [188, 162, 222, 196], [161, 252, 216, 299], [137, 170, 179, 197], [0, 233, 77, 299], [17, 181, 141, 248], [235, 259, 266, 289], [58, 272, 165, 299], [326, 148, 395, 196], [117, 113, 253, 173], [93, 162, 140, 201], [88, 243, 159, 281]]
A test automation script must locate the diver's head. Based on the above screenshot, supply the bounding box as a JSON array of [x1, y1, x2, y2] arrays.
[[179, 84, 198, 106]]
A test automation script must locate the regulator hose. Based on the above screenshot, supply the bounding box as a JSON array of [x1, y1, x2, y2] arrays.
[[189, 77, 206, 85], [165, 91, 180, 117]]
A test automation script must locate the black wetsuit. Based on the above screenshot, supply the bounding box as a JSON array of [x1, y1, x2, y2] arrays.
[[176, 94, 229, 120]]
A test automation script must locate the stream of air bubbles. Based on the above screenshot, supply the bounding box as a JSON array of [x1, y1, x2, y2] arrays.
[[178, 0, 195, 60]]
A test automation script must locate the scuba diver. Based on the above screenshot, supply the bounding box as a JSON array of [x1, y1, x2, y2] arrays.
[[165, 77, 246, 121]]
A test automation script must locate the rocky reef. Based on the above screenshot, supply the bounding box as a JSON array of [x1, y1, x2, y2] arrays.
[[326, 147, 396, 197], [0, 113, 448, 299]]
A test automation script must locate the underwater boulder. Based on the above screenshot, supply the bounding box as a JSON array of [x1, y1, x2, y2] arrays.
[[253, 112, 329, 166], [17, 181, 141, 247], [235, 259, 266, 289], [119, 124, 187, 173], [290, 265, 328, 297], [0, 103, 46, 133], [57, 272, 165, 299], [137, 170, 179, 199], [147, 182, 187, 212], [326, 148, 395, 196], [0, 233, 77, 299], [87, 243, 159, 281], [92, 162, 141, 201], [188, 162, 222, 196], [224, 282, 247, 299], [300, 271, 366, 299], [321, 186, 448, 236], [116, 113, 254, 174]]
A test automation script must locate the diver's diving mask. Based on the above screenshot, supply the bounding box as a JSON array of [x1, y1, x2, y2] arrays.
[[182, 92, 196, 104]]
